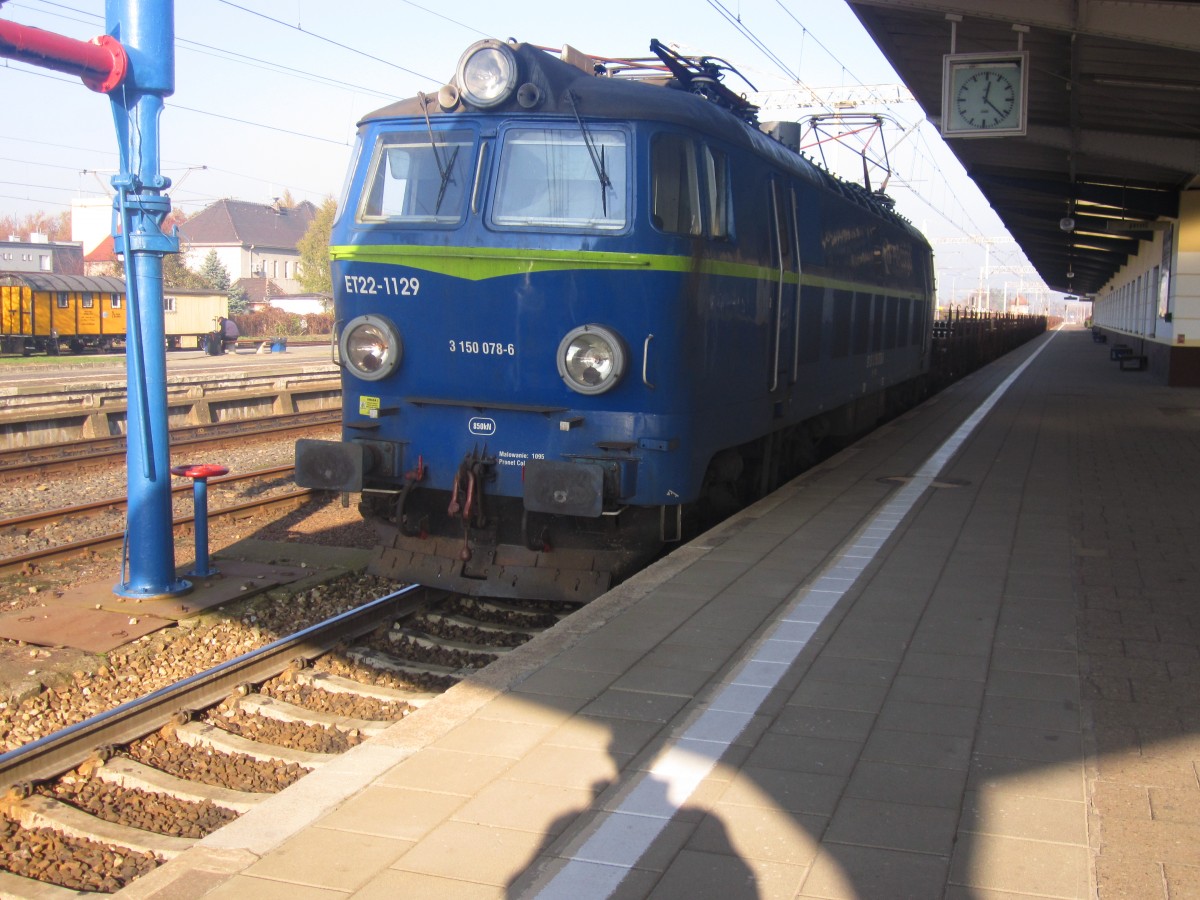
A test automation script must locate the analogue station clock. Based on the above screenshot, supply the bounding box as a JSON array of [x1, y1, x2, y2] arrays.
[[941, 51, 1028, 138]]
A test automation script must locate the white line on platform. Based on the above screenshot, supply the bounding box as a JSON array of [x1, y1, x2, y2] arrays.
[[530, 329, 1059, 899]]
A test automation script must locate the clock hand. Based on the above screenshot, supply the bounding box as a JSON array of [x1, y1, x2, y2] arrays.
[[985, 97, 1006, 116]]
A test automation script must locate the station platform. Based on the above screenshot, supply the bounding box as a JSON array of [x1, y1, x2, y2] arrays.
[[122, 325, 1199, 899]]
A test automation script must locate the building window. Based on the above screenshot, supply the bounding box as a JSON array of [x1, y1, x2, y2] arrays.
[[111, 294, 122, 309], [82, 293, 94, 309], [39, 255, 51, 271], [57, 292, 69, 308], [163, 296, 176, 312], [284, 261, 290, 279]]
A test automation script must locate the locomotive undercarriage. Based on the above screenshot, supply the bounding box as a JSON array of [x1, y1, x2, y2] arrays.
[[361, 375, 929, 605], [695, 373, 931, 529], [364, 485, 665, 605]]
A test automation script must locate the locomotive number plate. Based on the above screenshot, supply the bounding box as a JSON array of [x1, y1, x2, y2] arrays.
[[343, 275, 420, 296]]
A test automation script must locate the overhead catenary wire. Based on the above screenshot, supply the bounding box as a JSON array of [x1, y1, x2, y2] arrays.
[[2, 0, 1041, 286], [214, 0, 438, 83], [3, 0, 418, 207]]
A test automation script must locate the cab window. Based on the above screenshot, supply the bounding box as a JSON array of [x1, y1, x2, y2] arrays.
[[652, 135, 733, 238], [358, 129, 474, 225], [651, 134, 700, 236], [492, 127, 627, 230], [703, 145, 731, 238]]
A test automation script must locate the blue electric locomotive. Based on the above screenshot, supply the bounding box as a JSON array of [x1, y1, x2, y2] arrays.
[[296, 39, 935, 603]]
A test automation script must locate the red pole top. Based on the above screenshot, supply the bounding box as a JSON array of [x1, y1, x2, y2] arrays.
[[0, 19, 127, 93], [171, 464, 230, 480]]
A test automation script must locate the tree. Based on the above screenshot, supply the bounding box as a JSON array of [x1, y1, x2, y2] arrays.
[[296, 196, 337, 294], [227, 284, 250, 315], [199, 249, 231, 291], [99, 255, 125, 279], [162, 242, 207, 290], [1, 210, 72, 242]]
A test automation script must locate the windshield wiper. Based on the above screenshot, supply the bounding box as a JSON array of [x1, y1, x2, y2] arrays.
[[434, 146, 460, 215], [567, 90, 612, 216], [418, 91, 458, 214]]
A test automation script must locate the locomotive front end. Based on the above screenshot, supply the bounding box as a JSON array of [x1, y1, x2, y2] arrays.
[[295, 37, 935, 604], [296, 40, 679, 603]]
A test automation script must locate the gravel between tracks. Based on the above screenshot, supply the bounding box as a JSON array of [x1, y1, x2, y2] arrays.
[[0, 426, 383, 739], [0, 424, 374, 606]]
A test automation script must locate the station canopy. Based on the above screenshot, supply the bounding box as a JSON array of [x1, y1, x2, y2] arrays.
[[846, 0, 1200, 296]]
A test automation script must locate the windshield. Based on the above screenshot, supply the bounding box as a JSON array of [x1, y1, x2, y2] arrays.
[[492, 127, 627, 230], [358, 129, 474, 224]]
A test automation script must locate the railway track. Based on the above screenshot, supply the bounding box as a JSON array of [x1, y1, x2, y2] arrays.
[[0, 584, 575, 896], [0, 465, 308, 577], [0, 409, 341, 479]]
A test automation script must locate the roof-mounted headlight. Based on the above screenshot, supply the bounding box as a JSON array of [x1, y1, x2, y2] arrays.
[[455, 39, 519, 109], [557, 325, 626, 396], [340, 313, 402, 382]]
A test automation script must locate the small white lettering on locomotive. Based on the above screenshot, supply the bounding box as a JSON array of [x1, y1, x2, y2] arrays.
[[496, 450, 546, 467], [448, 340, 517, 356]]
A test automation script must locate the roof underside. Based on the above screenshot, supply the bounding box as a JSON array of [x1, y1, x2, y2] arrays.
[[846, 0, 1200, 296]]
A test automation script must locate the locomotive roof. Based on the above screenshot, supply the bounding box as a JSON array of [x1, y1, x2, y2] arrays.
[[0, 272, 125, 293], [361, 41, 923, 239]]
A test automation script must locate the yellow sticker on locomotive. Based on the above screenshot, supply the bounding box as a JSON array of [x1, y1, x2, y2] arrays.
[[359, 396, 381, 417]]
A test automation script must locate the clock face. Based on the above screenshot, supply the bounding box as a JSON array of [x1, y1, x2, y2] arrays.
[[955, 69, 1016, 129], [941, 53, 1027, 138]]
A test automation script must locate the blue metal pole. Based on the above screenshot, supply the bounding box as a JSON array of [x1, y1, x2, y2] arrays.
[[108, 0, 189, 599], [190, 478, 214, 577], [0, 3, 185, 596]]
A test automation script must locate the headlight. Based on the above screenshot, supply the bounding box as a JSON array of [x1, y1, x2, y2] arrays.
[[340, 314, 402, 381], [455, 40, 518, 109], [557, 325, 626, 395]]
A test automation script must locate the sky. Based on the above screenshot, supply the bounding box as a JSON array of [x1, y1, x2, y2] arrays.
[[0, 0, 1049, 304]]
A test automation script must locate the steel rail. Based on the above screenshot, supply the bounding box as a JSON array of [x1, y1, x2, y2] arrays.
[[0, 465, 297, 535], [0, 409, 342, 475], [0, 483, 313, 576], [0, 584, 429, 793]]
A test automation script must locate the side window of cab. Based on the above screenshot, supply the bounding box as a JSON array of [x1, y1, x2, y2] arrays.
[[651, 134, 732, 238]]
